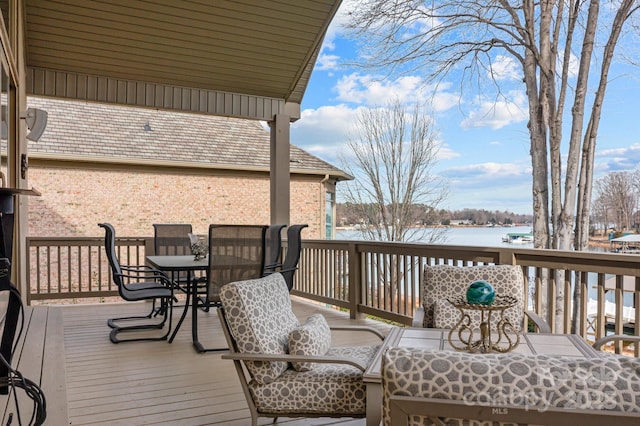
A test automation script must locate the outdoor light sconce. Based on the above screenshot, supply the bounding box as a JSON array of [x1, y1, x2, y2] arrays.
[[20, 108, 48, 141]]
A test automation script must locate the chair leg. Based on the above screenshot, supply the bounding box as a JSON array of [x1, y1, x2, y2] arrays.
[[192, 293, 227, 353], [109, 297, 173, 343], [107, 299, 161, 328]]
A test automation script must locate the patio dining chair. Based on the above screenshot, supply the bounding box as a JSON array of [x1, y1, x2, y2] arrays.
[[153, 223, 193, 257], [153, 223, 206, 297], [263, 224, 308, 291], [153, 223, 192, 287], [263, 223, 286, 274], [99, 223, 174, 343], [193, 224, 268, 352]]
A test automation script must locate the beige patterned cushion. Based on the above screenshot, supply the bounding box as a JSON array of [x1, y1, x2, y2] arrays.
[[219, 273, 300, 384], [249, 345, 378, 415], [423, 264, 525, 331], [382, 347, 640, 426], [289, 313, 332, 371], [432, 298, 461, 329]]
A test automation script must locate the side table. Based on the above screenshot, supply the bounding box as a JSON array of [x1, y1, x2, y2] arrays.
[[447, 295, 520, 353]]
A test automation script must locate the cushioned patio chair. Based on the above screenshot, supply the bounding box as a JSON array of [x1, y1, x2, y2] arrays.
[[218, 272, 384, 426], [412, 264, 550, 333], [382, 347, 640, 426], [99, 223, 174, 343]]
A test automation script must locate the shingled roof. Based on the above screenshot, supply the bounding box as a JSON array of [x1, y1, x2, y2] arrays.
[[27, 96, 350, 180]]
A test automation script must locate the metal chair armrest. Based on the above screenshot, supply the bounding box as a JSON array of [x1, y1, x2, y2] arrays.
[[116, 272, 173, 287], [525, 310, 551, 333], [593, 334, 640, 351], [329, 325, 385, 340], [263, 262, 282, 273], [121, 264, 170, 279], [121, 264, 156, 272], [221, 352, 367, 371]]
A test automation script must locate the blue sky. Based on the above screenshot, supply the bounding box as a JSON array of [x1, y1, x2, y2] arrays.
[[290, 2, 640, 215]]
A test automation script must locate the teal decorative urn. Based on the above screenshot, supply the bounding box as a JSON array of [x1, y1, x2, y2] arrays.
[[466, 280, 495, 305]]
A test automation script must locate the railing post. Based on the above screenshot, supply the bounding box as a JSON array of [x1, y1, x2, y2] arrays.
[[25, 237, 32, 305], [145, 237, 155, 257], [498, 250, 516, 265], [348, 242, 364, 320]]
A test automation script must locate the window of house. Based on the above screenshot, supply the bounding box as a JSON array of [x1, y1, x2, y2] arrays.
[[325, 191, 335, 239]]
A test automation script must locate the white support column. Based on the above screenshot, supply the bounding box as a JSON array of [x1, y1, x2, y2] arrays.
[[269, 113, 290, 225]]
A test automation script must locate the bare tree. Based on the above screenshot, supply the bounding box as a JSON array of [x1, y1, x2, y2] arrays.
[[347, 0, 639, 251], [348, 0, 640, 331], [633, 169, 640, 193], [340, 100, 448, 243], [595, 172, 637, 230], [590, 195, 611, 234]]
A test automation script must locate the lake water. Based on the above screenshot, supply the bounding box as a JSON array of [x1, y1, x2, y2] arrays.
[[336, 225, 633, 307], [336, 225, 534, 248]]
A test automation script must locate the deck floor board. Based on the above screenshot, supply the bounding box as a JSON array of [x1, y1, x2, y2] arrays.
[[62, 297, 390, 425]]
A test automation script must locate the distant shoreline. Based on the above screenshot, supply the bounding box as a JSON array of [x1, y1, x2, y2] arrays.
[[588, 237, 611, 250], [336, 224, 532, 230], [337, 226, 614, 251]]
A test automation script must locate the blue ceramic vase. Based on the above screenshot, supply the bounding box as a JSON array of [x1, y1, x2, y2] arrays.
[[466, 280, 495, 305]]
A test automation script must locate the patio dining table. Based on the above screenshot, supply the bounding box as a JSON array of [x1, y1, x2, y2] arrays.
[[147, 253, 265, 352], [363, 327, 603, 426], [146, 255, 208, 347]]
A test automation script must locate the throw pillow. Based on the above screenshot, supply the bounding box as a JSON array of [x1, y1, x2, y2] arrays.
[[288, 313, 331, 371]]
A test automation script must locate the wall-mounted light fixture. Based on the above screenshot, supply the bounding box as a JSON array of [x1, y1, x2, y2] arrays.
[[20, 108, 48, 141]]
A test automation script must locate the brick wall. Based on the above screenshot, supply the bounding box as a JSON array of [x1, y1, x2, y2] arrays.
[[27, 164, 324, 239]]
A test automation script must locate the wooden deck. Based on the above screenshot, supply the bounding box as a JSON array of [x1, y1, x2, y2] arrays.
[[61, 296, 391, 425]]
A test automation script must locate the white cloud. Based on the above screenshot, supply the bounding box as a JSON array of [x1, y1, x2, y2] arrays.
[[321, 0, 360, 51], [316, 54, 340, 71], [334, 73, 421, 104], [596, 143, 640, 172], [443, 162, 531, 180], [565, 51, 580, 78], [292, 102, 459, 168], [436, 144, 460, 161], [291, 104, 365, 163], [431, 88, 460, 112], [443, 182, 532, 213], [460, 90, 528, 129], [333, 72, 459, 112], [438, 161, 533, 212], [491, 55, 522, 81]]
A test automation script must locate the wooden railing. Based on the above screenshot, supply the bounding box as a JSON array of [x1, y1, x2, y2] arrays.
[[295, 240, 640, 352], [26, 236, 640, 353], [27, 236, 152, 303]]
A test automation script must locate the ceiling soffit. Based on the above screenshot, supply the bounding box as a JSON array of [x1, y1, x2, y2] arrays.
[[24, 0, 341, 120]]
